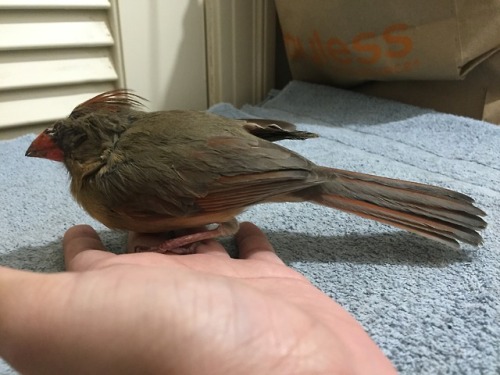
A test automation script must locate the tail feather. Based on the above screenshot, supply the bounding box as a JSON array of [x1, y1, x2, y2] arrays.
[[330, 168, 485, 216], [313, 168, 486, 247]]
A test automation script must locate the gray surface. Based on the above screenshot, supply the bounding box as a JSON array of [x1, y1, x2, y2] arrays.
[[1, 81, 499, 374]]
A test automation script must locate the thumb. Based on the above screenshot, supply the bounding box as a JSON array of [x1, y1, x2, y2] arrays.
[[63, 225, 115, 271]]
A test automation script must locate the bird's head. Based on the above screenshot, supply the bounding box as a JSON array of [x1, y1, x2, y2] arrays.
[[26, 90, 145, 165], [25, 119, 90, 162]]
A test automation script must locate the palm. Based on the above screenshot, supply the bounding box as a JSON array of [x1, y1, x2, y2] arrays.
[[0, 222, 396, 375]]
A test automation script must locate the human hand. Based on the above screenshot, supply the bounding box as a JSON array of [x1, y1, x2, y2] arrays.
[[0, 222, 396, 375]]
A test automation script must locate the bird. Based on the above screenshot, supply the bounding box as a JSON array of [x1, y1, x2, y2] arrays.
[[26, 89, 486, 253]]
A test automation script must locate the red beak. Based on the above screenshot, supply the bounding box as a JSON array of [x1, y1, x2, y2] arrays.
[[25, 131, 64, 162]]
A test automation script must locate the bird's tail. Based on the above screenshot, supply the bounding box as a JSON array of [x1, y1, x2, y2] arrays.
[[311, 168, 486, 248]]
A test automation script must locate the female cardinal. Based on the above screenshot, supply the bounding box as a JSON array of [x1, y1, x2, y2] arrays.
[[26, 90, 486, 253]]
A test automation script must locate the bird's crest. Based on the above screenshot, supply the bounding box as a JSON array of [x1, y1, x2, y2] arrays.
[[70, 89, 146, 119]]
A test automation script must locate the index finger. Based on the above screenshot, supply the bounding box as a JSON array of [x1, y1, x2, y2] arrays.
[[235, 222, 285, 264]]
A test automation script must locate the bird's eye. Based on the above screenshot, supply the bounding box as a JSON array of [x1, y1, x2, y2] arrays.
[[46, 120, 65, 136], [44, 127, 55, 136]]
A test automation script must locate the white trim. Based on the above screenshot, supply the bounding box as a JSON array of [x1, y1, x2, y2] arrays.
[[109, 0, 125, 87], [205, 0, 276, 107]]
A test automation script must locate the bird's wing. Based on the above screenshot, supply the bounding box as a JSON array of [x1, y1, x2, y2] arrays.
[[96, 113, 324, 218]]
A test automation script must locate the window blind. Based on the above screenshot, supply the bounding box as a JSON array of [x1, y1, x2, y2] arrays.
[[0, 0, 124, 129]]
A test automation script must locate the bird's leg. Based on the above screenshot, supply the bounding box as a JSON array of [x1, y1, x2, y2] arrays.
[[134, 219, 239, 254]]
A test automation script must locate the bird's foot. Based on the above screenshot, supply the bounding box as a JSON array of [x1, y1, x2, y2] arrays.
[[134, 242, 199, 255], [134, 219, 239, 254]]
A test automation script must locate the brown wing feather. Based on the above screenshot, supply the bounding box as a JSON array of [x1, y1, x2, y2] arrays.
[[242, 120, 318, 142], [196, 170, 318, 212], [105, 169, 318, 233]]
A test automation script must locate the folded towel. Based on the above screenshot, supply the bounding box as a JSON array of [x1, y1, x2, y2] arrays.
[[0, 81, 498, 374]]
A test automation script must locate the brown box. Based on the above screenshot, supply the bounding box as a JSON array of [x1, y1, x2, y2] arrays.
[[275, 0, 500, 123]]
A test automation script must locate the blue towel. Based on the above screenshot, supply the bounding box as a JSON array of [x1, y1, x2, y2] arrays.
[[0, 81, 498, 374]]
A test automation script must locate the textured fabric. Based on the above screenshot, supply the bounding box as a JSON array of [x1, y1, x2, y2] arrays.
[[1, 81, 498, 374]]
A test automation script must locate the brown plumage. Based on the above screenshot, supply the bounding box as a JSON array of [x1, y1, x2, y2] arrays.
[[26, 90, 486, 252]]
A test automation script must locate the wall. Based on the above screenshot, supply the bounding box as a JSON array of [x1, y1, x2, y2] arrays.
[[119, 0, 276, 111], [117, 0, 208, 111]]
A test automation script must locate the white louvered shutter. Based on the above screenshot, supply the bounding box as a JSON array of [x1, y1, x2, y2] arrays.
[[0, 0, 125, 130]]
